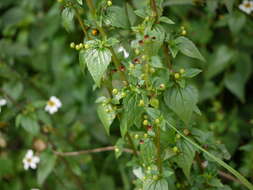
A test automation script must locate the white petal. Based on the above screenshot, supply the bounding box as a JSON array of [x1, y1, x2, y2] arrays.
[[30, 162, 37, 169], [26, 150, 34, 158], [0, 99, 7, 106], [24, 162, 30, 170], [33, 156, 40, 164], [118, 46, 124, 52], [123, 51, 129, 58], [49, 107, 58, 114]]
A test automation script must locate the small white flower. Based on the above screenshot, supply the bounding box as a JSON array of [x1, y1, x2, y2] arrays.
[[31, 189, 39, 190], [45, 96, 62, 114], [0, 99, 7, 106], [118, 46, 129, 58], [239, 0, 253, 14], [23, 149, 40, 170]]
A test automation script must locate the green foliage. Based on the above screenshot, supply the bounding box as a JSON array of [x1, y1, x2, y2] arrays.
[[1, 0, 253, 190]]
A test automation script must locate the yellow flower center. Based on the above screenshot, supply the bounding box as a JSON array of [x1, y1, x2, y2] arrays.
[[27, 158, 32, 163], [244, 2, 252, 8], [47, 100, 55, 106]]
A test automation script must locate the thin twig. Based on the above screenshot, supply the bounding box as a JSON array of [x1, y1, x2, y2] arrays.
[[74, 7, 89, 38], [53, 146, 134, 156]]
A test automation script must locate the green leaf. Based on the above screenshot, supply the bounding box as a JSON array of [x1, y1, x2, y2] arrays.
[[224, 56, 251, 102], [205, 46, 234, 79], [85, 48, 112, 86], [120, 94, 142, 136], [76, 0, 83, 5], [143, 179, 168, 190], [159, 16, 174, 24], [223, 0, 235, 13], [19, 114, 40, 135], [61, 7, 74, 32], [151, 56, 164, 68], [174, 140, 195, 179], [97, 104, 116, 135], [145, 107, 161, 119], [228, 11, 246, 34], [126, 3, 137, 26], [37, 152, 57, 185], [175, 36, 205, 62], [166, 121, 253, 190], [182, 68, 202, 78], [164, 85, 198, 123], [105, 6, 129, 28]]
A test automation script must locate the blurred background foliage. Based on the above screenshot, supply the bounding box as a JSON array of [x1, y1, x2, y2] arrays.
[[0, 0, 252, 189]]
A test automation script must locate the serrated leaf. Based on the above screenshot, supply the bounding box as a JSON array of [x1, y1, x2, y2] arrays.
[[151, 56, 163, 68], [105, 6, 129, 28], [19, 114, 40, 135], [85, 48, 112, 86], [175, 36, 205, 62], [164, 85, 198, 123], [97, 104, 116, 135], [61, 7, 74, 32], [37, 152, 57, 185], [126, 3, 137, 26], [174, 140, 195, 179], [182, 68, 202, 78], [143, 179, 168, 190], [159, 16, 174, 24]]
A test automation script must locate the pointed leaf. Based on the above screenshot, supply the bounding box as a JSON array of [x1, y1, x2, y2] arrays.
[[164, 85, 198, 123], [175, 36, 205, 62], [85, 48, 112, 86]]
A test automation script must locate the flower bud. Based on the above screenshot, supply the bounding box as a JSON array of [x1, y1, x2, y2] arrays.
[[180, 68, 185, 74], [183, 128, 190, 136], [92, 29, 98, 36], [150, 98, 159, 108], [84, 44, 90, 49], [112, 89, 118, 95], [107, 0, 112, 6], [174, 73, 180, 79], [155, 118, 160, 124], [33, 139, 47, 152], [181, 30, 187, 35], [70, 42, 75, 48], [159, 83, 165, 90], [139, 100, 145, 107], [134, 134, 139, 139], [173, 146, 179, 153], [143, 120, 148, 126]]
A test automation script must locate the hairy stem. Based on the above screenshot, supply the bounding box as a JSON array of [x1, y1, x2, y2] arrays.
[[155, 125, 163, 176], [74, 7, 89, 38], [126, 132, 138, 156], [150, 0, 158, 22], [163, 43, 172, 70]]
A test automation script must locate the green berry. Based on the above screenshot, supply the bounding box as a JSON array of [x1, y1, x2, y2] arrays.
[[143, 120, 148, 126], [70, 42, 75, 48], [112, 89, 118, 95], [180, 68, 185, 74], [174, 73, 180, 79]]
